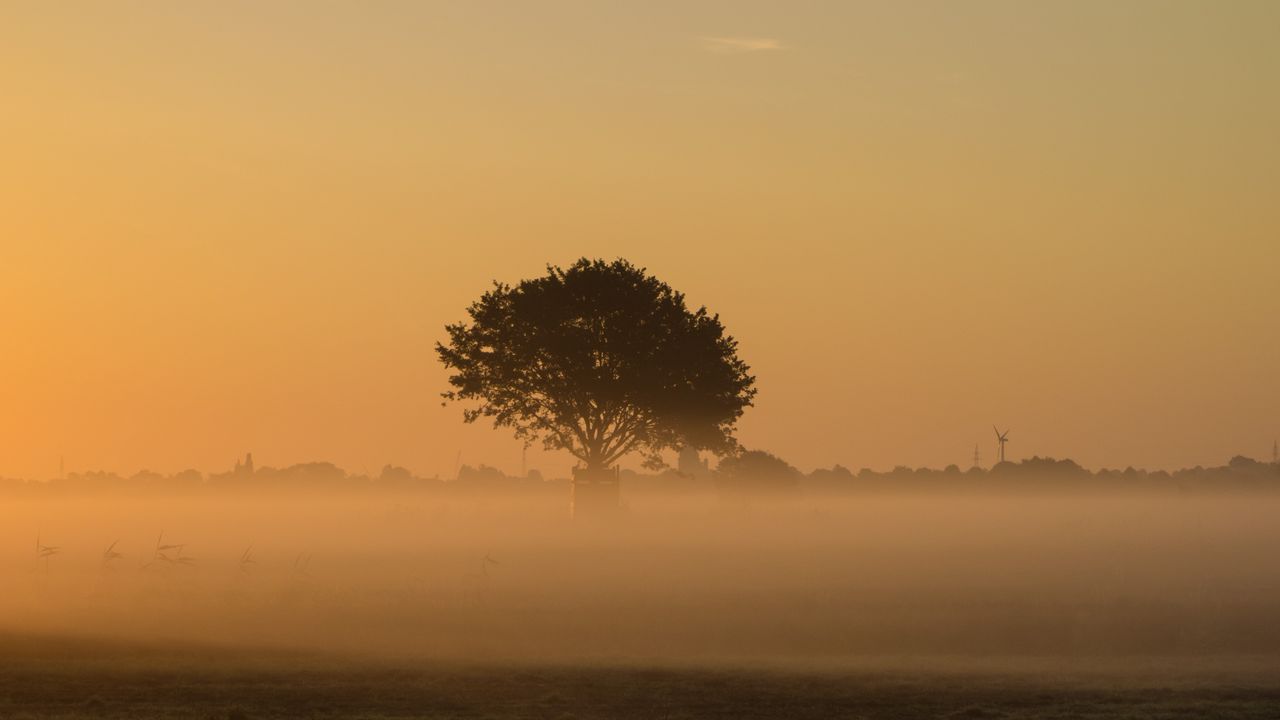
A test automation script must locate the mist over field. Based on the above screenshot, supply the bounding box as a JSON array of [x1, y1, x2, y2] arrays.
[[8, 483, 1280, 664], [5, 1, 1280, 715]]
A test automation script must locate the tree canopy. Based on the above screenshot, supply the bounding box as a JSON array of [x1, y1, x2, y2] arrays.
[[716, 450, 802, 493], [437, 258, 756, 470]]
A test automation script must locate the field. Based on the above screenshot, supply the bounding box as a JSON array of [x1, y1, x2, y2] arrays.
[[3, 634, 1280, 719], [4, 490, 1280, 717]]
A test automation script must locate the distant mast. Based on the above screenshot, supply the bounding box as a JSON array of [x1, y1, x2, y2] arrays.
[[972, 444, 981, 470]]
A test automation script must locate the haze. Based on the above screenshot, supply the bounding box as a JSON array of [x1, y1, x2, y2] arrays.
[[2, 1, 1279, 479], [10, 487, 1280, 663]]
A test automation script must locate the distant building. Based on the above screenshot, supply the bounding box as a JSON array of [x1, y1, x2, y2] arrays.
[[677, 447, 709, 478], [233, 452, 254, 477]]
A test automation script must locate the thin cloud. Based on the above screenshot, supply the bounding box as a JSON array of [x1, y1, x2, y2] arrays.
[[701, 36, 784, 54]]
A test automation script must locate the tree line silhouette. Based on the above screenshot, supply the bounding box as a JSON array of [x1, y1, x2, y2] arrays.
[[2, 451, 1277, 496]]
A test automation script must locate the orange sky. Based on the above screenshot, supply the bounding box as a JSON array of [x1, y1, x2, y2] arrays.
[[2, 1, 1278, 480]]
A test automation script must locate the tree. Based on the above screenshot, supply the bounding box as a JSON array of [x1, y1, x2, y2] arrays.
[[716, 450, 801, 492], [437, 258, 756, 471]]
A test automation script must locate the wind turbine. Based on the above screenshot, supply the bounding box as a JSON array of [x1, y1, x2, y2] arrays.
[[993, 426, 1010, 464]]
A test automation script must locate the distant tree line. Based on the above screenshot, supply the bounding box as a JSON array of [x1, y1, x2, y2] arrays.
[[1, 451, 1278, 496]]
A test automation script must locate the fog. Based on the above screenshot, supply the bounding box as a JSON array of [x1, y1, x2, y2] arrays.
[[6, 486, 1280, 666]]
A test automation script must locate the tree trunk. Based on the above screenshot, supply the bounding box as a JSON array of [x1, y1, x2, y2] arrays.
[[571, 465, 620, 520]]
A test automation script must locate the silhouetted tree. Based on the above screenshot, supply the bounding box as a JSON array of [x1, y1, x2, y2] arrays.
[[378, 465, 413, 484], [1229, 455, 1261, 470], [805, 464, 856, 491], [716, 450, 801, 493], [457, 463, 512, 486], [437, 258, 756, 470]]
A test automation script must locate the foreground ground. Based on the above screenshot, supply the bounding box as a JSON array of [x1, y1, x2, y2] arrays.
[[2, 635, 1279, 719]]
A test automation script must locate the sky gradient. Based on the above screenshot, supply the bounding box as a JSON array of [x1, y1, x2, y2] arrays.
[[2, 1, 1278, 480]]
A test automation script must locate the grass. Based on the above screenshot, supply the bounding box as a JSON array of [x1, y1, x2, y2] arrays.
[[1, 634, 1279, 719]]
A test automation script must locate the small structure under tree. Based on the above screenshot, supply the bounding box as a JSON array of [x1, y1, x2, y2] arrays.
[[437, 258, 756, 517]]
